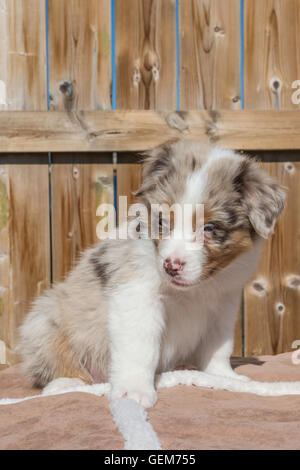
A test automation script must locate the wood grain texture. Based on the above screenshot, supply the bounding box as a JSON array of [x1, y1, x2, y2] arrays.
[[48, 0, 113, 282], [0, 1, 50, 364], [0, 164, 12, 360], [115, 0, 177, 109], [244, 0, 300, 110], [51, 155, 113, 281], [1, 110, 300, 152], [0, 0, 47, 110], [178, 0, 242, 354], [244, 1, 300, 355], [116, 162, 143, 209], [180, 0, 240, 109], [114, 0, 177, 227], [48, 0, 111, 111], [245, 159, 300, 355]]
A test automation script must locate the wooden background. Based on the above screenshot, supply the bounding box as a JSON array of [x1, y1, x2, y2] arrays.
[[0, 0, 299, 364]]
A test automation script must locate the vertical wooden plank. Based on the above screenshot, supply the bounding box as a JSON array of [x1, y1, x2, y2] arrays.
[[4, 156, 50, 356], [48, 0, 114, 282], [0, 161, 10, 362], [0, 0, 8, 110], [179, 0, 241, 109], [51, 155, 114, 281], [179, 0, 242, 355], [115, 0, 177, 109], [0, 0, 50, 364], [244, 156, 300, 355], [115, 0, 177, 240], [0, 0, 47, 110], [116, 160, 143, 208], [244, 1, 300, 355], [48, 0, 111, 110], [244, 0, 300, 110]]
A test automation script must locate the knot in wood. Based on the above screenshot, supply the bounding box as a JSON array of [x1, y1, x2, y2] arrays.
[[270, 77, 282, 93], [284, 162, 295, 174], [166, 112, 189, 133], [72, 167, 79, 180], [285, 275, 300, 289], [275, 302, 285, 315], [133, 67, 141, 86], [251, 278, 268, 296], [59, 80, 74, 98], [214, 25, 225, 36], [59, 80, 75, 112], [152, 64, 159, 82], [143, 47, 159, 73]]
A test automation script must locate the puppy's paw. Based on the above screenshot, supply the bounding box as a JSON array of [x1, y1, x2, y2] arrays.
[[110, 385, 157, 408], [127, 389, 157, 408]]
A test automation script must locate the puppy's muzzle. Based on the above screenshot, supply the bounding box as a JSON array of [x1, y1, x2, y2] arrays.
[[163, 258, 185, 277]]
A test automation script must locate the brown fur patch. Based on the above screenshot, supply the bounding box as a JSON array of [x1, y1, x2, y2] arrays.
[[202, 229, 253, 279], [53, 333, 93, 384]]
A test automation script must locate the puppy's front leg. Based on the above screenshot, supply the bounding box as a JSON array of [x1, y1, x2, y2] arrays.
[[199, 331, 249, 381], [108, 280, 164, 408], [198, 297, 250, 382]]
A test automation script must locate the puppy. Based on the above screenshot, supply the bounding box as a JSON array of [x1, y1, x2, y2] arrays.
[[18, 141, 285, 407]]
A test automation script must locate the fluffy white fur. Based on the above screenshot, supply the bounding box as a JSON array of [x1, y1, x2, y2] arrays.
[[18, 142, 286, 408]]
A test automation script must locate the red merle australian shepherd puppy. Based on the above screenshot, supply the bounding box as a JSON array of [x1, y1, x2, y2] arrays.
[[19, 141, 285, 407]]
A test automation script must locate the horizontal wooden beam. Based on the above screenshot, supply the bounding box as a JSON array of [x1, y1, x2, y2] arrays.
[[0, 110, 300, 153]]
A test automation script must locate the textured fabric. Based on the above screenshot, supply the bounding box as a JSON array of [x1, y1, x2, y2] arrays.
[[1, 353, 300, 450], [149, 354, 300, 450]]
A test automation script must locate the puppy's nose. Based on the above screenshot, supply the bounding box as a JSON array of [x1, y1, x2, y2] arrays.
[[163, 258, 185, 277]]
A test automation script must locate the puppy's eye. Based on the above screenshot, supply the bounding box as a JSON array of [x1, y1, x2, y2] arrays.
[[204, 223, 215, 232]]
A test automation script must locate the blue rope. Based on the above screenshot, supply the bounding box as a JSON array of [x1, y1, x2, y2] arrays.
[[240, 0, 244, 110], [176, 0, 180, 110], [111, 0, 116, 110]]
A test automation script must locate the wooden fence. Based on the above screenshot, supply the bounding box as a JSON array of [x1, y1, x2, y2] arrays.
[[0, 0, 299, 365]]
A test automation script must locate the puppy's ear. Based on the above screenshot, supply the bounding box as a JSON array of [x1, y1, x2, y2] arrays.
[[135, 141, 175, 198], [233, 158, 286, 239]]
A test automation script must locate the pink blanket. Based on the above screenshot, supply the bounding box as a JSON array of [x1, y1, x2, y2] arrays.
[[1, 353, 300, 450]]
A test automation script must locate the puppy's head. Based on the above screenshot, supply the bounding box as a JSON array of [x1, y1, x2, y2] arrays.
[[136, 141, 286, 289]]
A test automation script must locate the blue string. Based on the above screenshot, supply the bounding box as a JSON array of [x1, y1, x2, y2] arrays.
[[45, 0, 53, 283], [176, 0, 180, 110], [110, 0, 117, 219], [113, 171, 118, 222], [240, 0, 244, 110], [111, 0, 116, 110], [240, 0, 245, 355]]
